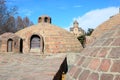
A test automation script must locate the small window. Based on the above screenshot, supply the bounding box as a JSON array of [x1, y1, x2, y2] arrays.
[[44, 17, 48, 22], [14, 42, 17, 48], [39, 17, 42, 22]]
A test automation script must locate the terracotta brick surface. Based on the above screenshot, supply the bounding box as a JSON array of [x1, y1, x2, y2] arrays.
[[89, 48, 100, 57], [67, 14, 120, 80], [100, 32, 113, 39], [108, 48, 120, 58], [68, 66, 77, 76], [76, 56, 85, 66], [92, 39, 105, 46], [78, 70, 90, 80], [87, 72, 99, 80], [91, 14, 120, 39], [0, 54, 66, 80], [102, 38, 114, 46], [111, 60, 120, 72], [73, 68, 82, 79], [82, 57, 92, 68], [98, 59, 111, 72], [101, 74, 113, 80], [111, 38, 120, 46], [114, 75, 120, 80], [114, 30, 120, 36], [81, 48, 92, 56], [97, 48, 110, 57], [89, 58, 100, 70], [85, 36, 95, 46]]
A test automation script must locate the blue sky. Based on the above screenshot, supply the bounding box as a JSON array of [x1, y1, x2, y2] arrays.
[[7, 0, 120, 31]]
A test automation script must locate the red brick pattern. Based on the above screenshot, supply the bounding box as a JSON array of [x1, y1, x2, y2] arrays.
[[111, 38, 120, 46], [68, 66, 77, 76], [88, 58, 100, 70], [76, 56, 85, 66], [97, 48, 110, 57], [87, 72, 99, 80], [114, 30, 120, 36], [0, 54, 66, 80], [102, 38, 114, 46], [73, 68, 82, 79], [78, 70, 90, 80], [111, 60, 120, 72], [101, 74, 113, 80], [82, 57, 92, 68], [98, 59, 111, 72], [89, 48, 100, 57], [91, 14, 120, 39], [114, 75, 120, 80], [108, 48, 120, 58], [67, 16, 120, 80]]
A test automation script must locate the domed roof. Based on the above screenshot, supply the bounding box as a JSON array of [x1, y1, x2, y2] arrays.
[[91, 13, 120, 38], [0, 32, 20, 40], [15, 22, 83, 53], [67, 25, 120, 80], [39, 15, 51, 18]]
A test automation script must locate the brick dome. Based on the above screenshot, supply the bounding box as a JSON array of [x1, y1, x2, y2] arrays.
[[91, 13, 120, 38], [15, 22, 83, 54], [0, 32, 21, 53], [86, 13, 120, 46], [67, 25, 120, 80]]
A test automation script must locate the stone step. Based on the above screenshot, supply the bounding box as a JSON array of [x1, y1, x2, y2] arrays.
[[30, 48, 41, 52]]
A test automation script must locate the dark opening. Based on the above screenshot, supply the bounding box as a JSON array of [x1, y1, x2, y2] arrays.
[[38, 17, 42, 23], [53, 57, 68, 80], [44, 17, 48, 23], [30, 35, 40, 49], [20, 39, 23, 53], [7, 39, 13, 52]]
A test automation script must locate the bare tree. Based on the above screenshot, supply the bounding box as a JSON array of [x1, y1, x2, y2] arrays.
[[0, 0, 17, 34], [0, 0, 34, 34], [16, 16, 24, 31], [23, 16, 30, 27], [23, 16, 34, 27], [4, 16, 16, 32]]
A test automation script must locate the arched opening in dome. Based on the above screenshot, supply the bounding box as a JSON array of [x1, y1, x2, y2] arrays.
[[38, 17, 42, 23], [7, 39, 13, 52], [44, 17, 48, 23], [30, 35, 44, 53], [30, 35, 40, 49]]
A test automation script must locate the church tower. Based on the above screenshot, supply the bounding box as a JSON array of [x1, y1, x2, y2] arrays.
[[73, 20, 79, 28], [70, 20, 85, 37]]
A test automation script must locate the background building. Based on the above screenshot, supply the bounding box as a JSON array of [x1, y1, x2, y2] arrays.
[[70, 20, 85, 37]]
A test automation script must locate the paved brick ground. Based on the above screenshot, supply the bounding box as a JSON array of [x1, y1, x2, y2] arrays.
[[0, 53, 65, 80]]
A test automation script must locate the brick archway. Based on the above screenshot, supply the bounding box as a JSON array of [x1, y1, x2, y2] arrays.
[[30, 34, 44, 53], [30, 35, 40, 49], [7, 39, 13, 52]]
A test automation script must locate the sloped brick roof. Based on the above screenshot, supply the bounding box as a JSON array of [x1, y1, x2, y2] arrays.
[[0, 32, 20, 40], [91, 13, 120, 38], [15, 23, 83, 53], [67, 25, 120, 80]]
